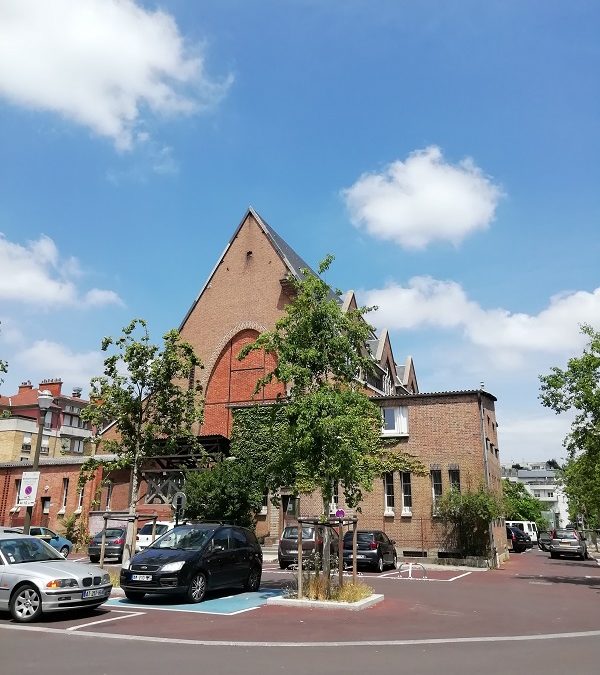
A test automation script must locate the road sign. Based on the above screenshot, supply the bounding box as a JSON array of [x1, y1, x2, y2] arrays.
[[172, 491, 187, 511], [335, 509, 345, 518], [18, 471, 40, 507]]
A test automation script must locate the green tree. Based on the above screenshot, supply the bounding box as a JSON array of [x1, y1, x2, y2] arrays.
[[560, 453, 600, 528], [539, 324, 600, 459], [502, 479, 546, 528], [237, 256, 425, 577], [184, 459, 264, 529], [80, 319, 204, 563], [436, 487, 503, 557]]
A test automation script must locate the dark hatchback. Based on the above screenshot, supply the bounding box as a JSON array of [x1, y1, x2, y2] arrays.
[[120, 523, 263, 603], [507, 525, 531, 553], [88, 527, 126, 563], [342, 530, 397, 572]]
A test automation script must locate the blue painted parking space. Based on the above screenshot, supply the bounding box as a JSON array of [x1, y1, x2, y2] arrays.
[[106, 588, 282, 615]]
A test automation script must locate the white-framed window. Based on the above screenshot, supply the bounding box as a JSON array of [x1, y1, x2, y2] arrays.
[[71, 439, 84, 453], [384, 472, 395, 514], [329, 482, 339, 514], [14, 479, 21, 505], [41, 497, 51, 514], [401, 472, 412, 515], [59, 478, 69, 513], [41, 435, 50, 454], [431, 469, 443, 512], [381, 406, 408, 436], [449, 468, 461, 492], [22, 434, 32, 452], [105, 483, 113, 510], [44, 410, 53, 428], [76, 488, 84, 512], [260, 490, 268, 515]]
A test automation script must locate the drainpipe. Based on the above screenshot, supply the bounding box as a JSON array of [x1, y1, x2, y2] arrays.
[[478, 391, 497, 568]]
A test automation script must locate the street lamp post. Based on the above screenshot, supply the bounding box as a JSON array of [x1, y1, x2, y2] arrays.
[[22, 390, 54, 535]]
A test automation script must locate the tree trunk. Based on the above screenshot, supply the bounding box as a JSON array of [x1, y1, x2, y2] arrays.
[[122, 457, 140, 565], [322, 495, 331, 583]]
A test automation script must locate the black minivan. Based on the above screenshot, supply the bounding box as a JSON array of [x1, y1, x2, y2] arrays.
[[120, 523, 263, 603]]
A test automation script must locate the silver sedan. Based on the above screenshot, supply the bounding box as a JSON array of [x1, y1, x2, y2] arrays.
[[0, 533, 112, 622]]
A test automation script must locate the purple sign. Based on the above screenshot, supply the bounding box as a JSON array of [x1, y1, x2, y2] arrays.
[[335, 509, 345, 518], [24, 485, 33, 496]]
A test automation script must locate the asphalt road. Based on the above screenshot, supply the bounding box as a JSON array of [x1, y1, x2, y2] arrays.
[[2, 547, 600, 674]]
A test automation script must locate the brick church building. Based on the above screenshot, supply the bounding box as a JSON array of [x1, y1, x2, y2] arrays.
[[1, 208, 506, 561]]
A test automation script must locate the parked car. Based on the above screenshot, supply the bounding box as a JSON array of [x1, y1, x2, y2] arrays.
[[342, 530, 397, 572], [88, 527, 126, 563], [277, 524, 339, 569], [538, 531, 552, 552], [506, 520, 538, 544], [507, 525, 530, 553], [135, 521, 174, 553], [0, 532, 112, 622], [120, 523, 263, 603], [28, 527, 72, 557], [549, 528, 587, 560]]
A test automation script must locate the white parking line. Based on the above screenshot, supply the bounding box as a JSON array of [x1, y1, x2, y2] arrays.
[[66, 610, 145, 631]]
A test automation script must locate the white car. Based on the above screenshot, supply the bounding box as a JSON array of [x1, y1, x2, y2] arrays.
[[135, 522, 174, 552]]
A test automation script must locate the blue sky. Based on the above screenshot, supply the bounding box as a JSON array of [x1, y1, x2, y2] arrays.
[[0, 1, 599, 463]]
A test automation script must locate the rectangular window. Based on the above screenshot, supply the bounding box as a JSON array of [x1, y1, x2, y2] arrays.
[[77, 488, 84, 510], [384, 472, 395, 511], [14, 479, 21, 505], [61, 478, 69, 509], [329, 482, 339, 513], [72, 439, 84, 453], [105, 483, 113, 510], [548, 492, 554, 498], [260, 490, 268, 515], [22, 434, 32, 452], [44, 410, 53, 428], [381, 406, 408, 436], [401, 472, 412, 513], [41, 497, 51, 514], [449, 469, 461, 492], [534, 490, 541, 497], [431, 469, 443, 510]]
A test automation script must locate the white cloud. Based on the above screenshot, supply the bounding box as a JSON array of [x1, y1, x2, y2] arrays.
[[0, 0, 231, 150], [14, 340, 104, 393], [343, 146, 503, 249], [363, 277, 600, 366], [0, 233, 123, 308], [499, 413, 572, 464]]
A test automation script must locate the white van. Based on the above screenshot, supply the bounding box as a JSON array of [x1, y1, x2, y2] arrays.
[[135, 521, 174, 552], [506, 520, 538, 543]]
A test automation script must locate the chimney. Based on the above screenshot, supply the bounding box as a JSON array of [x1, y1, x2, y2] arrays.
[[18, 381, 33, 393], [72, 387, 82, 398], [39, 378, 63, 396]]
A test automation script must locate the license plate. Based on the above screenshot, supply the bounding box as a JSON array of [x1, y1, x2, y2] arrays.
[[349, 554, 366, 559], [131, 574, 152, 581], [82, 588, 107, 599]]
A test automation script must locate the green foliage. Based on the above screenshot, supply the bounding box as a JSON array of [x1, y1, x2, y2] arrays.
[[60, 513, 91, 552], [79, 319, 205, 489], [184, 460, 264, 529], [502, 479, 545, 528], [436, 487, 503, 556], [539, 324, 600, 459], [234, 257, 425, 513], [560, 454, 600, 528]]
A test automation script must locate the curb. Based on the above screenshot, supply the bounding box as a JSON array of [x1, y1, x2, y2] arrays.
[[266, 593, 384, 611]]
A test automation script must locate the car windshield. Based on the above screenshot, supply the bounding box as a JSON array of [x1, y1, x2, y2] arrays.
[[344, 532, 374, 543], [282, 527, 314, 540], [0, 537, 63, 564], [139, 524, 170, 536], [554, 530, 577, 540], [148, 526, 215, 551]]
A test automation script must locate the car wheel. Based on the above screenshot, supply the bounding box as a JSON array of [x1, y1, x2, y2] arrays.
[[10, 584, 43, 623], [375, 554, 384, 573], [124, 591, 146, 602], [186, 572, 207, 603], [245, 566, 261, 592], [60, 546, 70, 557], [89, 555, 100, 564]]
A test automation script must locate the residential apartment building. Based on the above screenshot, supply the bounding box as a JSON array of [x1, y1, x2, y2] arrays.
[[502, 462, 569, 528], [0, 379, 92, 462]]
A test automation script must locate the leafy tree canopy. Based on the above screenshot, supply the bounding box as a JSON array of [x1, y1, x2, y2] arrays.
[[539, 324, 600, 458], [502, 479, 545, 526], [236, 256, 425, 512], [560, 453, 600, 528], [79, 319, 204, 561]]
